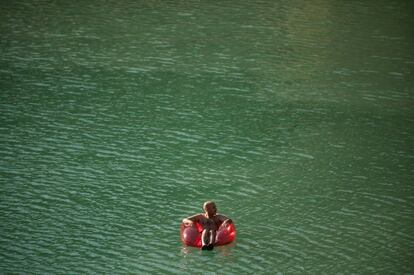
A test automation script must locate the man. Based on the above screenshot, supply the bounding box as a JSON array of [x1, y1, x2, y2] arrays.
[[182, 201, 233, 250]]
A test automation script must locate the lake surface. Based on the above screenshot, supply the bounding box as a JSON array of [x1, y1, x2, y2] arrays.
[[1, 0, 413, 273]]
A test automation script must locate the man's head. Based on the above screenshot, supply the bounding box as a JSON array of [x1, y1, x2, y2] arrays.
[[203, 201, 217, 218]]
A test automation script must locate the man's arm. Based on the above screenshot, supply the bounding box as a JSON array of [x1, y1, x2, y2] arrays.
[[182, 214, 202, 226], [217, 214, 233, 226]]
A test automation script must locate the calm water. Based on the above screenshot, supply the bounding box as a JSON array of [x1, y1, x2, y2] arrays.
[[1, 0, 413, 273]]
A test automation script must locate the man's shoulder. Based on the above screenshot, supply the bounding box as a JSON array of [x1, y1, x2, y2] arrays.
[[215, 214, 228, 220]]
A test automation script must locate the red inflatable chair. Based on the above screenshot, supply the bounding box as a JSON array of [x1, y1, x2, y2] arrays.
[[180, 222, 236, 248]]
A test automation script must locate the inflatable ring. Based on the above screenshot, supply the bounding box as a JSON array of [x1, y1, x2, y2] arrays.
[[180, 222, 236, 248]]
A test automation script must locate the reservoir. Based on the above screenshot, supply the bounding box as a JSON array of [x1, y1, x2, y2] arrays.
[[1, 0, 413, 273]]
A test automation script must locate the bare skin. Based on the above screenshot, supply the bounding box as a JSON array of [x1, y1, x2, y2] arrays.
[[182, 201, 232, 250]]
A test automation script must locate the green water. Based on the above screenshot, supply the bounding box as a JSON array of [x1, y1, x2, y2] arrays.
[[1, 0, 413, 273]]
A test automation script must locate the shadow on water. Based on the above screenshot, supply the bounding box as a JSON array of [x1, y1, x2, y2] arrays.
[[180, 241, 236, 258], [179, 242, 237, 273]]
